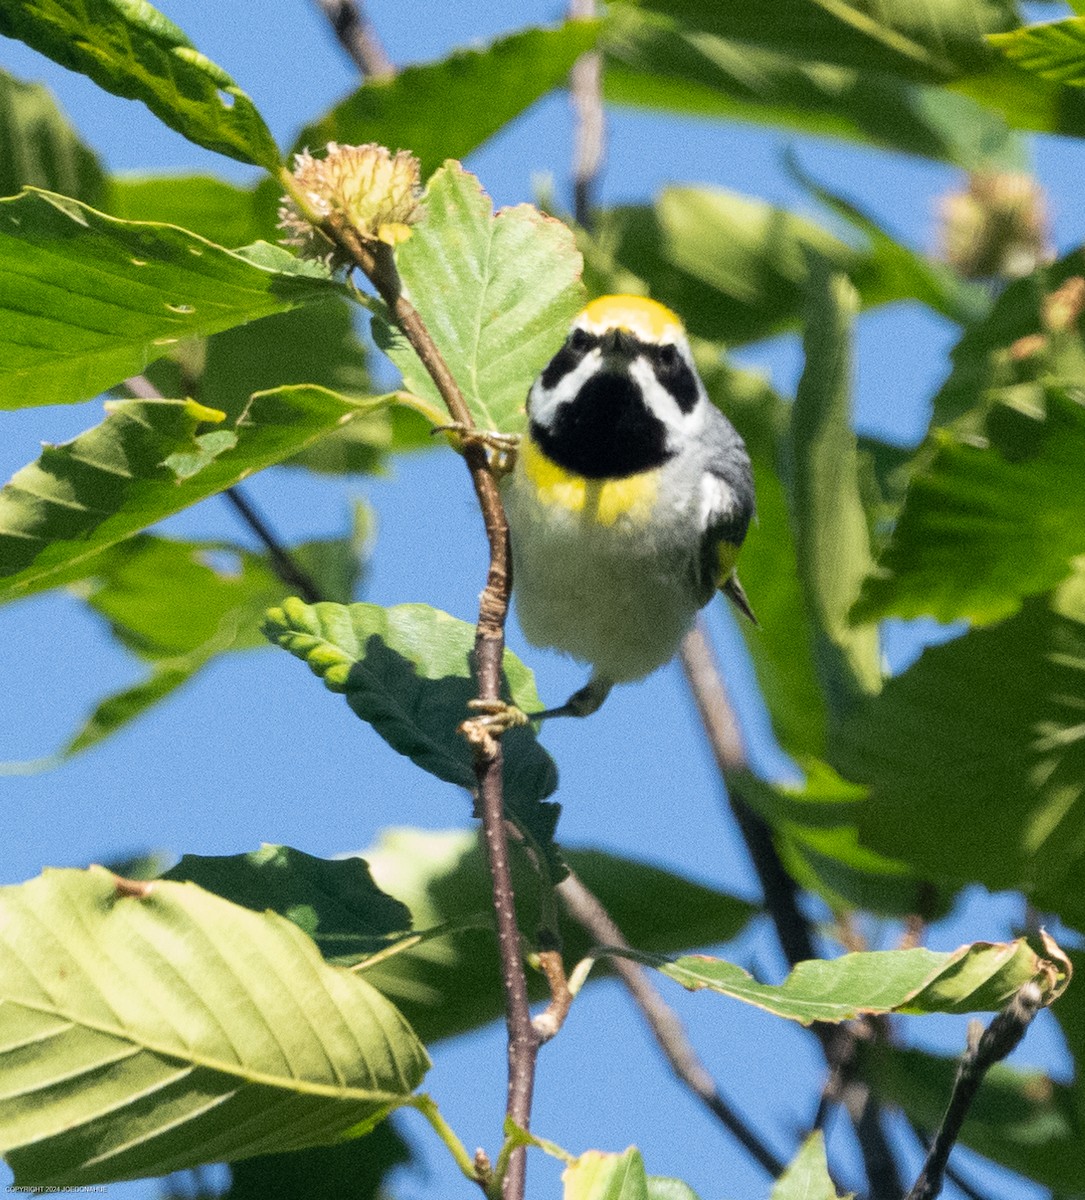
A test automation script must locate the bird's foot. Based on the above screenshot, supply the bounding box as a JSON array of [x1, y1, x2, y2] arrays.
[[459, 698, 530, 756], [432, 424, 519, 476]]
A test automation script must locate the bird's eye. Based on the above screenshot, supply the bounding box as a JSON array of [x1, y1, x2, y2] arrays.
[[569, 327, 592, 352], [656, 343, 680, 370]]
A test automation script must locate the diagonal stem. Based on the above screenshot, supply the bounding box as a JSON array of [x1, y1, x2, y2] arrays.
[[311, 0, 394, 78]]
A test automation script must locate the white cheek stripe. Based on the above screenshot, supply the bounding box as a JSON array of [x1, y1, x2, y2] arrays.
[[527, 351, 603, 425]]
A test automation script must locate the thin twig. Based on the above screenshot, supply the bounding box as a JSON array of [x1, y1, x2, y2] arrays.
[[312, 0, 394, 78], [557, 869, 785, 1177], [569, 0, 604, 229], [679, 619, 904, 1198], [123, 375, 325, 603], [905, 984, 1043, 1200], [220, 489, 324, 604]]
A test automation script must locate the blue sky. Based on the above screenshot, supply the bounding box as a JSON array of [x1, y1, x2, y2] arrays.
[[0, 2, 1077, 1197]]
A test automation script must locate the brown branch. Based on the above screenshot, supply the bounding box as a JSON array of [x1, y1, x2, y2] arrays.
[[557, 869, 785, 1178], [905, 984, 1043, 1200], [568, 0, 604, 229], [679, 619, 904, 1199], [311, 0, 394, 78], [319, 223, 536, 1200]]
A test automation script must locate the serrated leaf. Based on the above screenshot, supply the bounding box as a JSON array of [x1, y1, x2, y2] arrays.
[[789, 267, 881, 718], [770, 1133, 847, 1200], [602, 8, 1024, 170], [261, 599, 562, 873], [854, 387, 1085, 625], [835, 579, 1085, 928], [375, 162, 584, 433], [163, 846, 412, 967], [988, 18, 1085, 87], [0, 866, 428, 1186], [0, 67, 107, 204], [563, 1148, 649, 1200], [864, 1044, 1085, 1192], [356, 828, 754, 1045], [0, 387, 370, 602], [296, 22, 600, 178], [0, 0, 279, 169], [0, 190, 342, 410], [632, 936, 1060, 1024]]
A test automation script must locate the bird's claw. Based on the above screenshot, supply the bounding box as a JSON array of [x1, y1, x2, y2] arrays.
[[459, 698, 530, 756], [432, 423, 520, 476]]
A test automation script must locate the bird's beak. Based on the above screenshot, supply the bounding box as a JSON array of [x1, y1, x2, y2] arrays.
[[599, 327, 638, 361]]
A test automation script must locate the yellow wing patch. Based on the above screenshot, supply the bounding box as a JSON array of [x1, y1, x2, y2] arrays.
[[521, 435, 660, 526], [578, 294, 684, 343]]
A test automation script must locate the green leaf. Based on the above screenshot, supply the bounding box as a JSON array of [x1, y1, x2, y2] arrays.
[[789, 267, 881, 719], [585, 187, 855, 347], [630, 937, 1059, 1024], [988, 18, 1085, 87], [375, 162, 585, 433], [0, 866, 428, 1186], [602, 9, 1023, 170], [0, 0, 280, 169], [163, 846, 412, 968], [296, 22, 600, 178], [698, 356, 829, 760], [0, 387, 371, 602], [356, 828, 755, 1045], [261, 599, 562, 872], [835, 576, 1085, 927], [646, 1180, 701, 1200], [769, 1133, 846, 1200], [0, 190, 342, 410], [619, 0, 1016, 82], [212, 1122, 412, 1200], [736, 763, 947, 918], [563, 1148, 649, 1200], [47, 524, 367, 761], [0, 67, 106, 204], [864, 1044, 1085, 1193], [931, 249, 1085, 428], [854, 387, 1085, 625], [105, 173, 274, 248], [786, 153, 989, 325]]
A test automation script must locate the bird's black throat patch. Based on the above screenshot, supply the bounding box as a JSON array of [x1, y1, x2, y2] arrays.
[[530, 370, 673, 479]]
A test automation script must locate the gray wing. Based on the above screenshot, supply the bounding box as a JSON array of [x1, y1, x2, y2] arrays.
[[695, 407, 757, 617]]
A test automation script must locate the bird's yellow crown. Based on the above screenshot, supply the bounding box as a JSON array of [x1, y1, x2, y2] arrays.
[[576, 294, 684, 343]]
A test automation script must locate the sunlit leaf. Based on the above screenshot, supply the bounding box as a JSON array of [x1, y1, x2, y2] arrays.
[[375, 162, 584, 433], [563, 1148, 649, 1200], [0, 387, 372, 602], [769, 1133, 846, 1200], [603, 8, 1023, 170], [0, 0, 280, 168], [0, 190, 341, 410], [0, 66, 106, 203], [629, 936, 1061, 1024], [105, 173, 273, 248], [0, 867, 428, 1186], [296, 22, 600, 178], [854, 387, 1085, 625], [988, 17, 1085, 88]]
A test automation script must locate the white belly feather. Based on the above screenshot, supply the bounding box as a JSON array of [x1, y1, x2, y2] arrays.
[[502, 453, 703, 683]]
